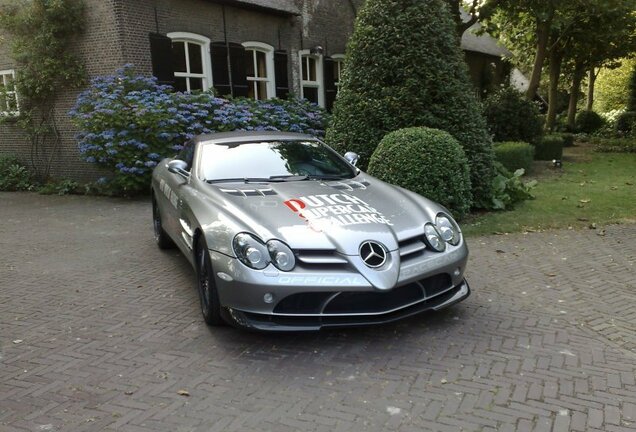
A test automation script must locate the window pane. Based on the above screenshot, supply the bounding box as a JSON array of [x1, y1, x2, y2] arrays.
[[6, 92, 17, 111], [256, 81, 268, 100], [302, 57, 308, 81], [188, 42, 203, 74], [246, 50, 255, 77], [4, 73, 14, 90], [308, 57, 316, 81], [174, 77, 188, 92], [256, 51, 267, 78], [172, 41, 187, 73], [303, 86, 318, 104], [333, 61, 341, 84], [248, 81, 256, 99], [190, 77, 203, 91]]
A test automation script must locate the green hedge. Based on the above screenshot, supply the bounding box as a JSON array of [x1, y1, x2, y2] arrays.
[[493, 141, 534, 173], [368, 127, 472, 218], [326, 0, 494, 208], [575, 110, 604, 133], [616, 111, 636, 136], [483, 87, 544, 145], [559, 132, 575, 147], [534, 135, 564, 160]]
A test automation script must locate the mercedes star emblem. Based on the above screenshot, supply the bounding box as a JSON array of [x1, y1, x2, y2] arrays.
[[359, 241, 387, 268]]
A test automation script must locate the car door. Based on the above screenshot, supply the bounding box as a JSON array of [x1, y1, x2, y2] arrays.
[[159, 141, 194, 247]]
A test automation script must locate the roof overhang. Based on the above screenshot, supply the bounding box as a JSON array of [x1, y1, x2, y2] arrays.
[[206, 0, 300, 16]]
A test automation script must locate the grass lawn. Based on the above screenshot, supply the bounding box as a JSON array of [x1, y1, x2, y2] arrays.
[[464, 144, 636, 236]]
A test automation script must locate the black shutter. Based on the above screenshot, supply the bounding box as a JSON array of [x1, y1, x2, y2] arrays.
[[229, 43, 248, 98], [149, 33, 175, 86], [274, 50, 289, 99], [324, 56, 337, 111], [211, 42, 231, 97]]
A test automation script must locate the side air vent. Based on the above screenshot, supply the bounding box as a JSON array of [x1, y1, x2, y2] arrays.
[[219, 188, 277, 197], [329, 180, 370, 191]]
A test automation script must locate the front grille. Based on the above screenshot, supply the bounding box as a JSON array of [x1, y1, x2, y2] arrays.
[[272, 273, 453, 316], [295, 249, 348, 268], [398, 235, 427, 260]]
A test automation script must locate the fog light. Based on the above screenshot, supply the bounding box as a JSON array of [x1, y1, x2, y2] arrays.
[[453, 268, 461, 277], [263, 293, 274, 304]]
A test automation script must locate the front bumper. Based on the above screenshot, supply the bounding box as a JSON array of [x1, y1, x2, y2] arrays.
[[228, 278, 470, 331]]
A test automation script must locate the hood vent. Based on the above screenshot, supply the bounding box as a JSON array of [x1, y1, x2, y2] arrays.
[[219, 188, 277, 197], [329, 180, 370, 191]]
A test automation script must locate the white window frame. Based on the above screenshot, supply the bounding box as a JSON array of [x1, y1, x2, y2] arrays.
[[242, 41, 275, 100], [332, 54, 345, 90], [0, 69, 19, 116], [167, 32, 213, 92], [298, 49, 324, 107]]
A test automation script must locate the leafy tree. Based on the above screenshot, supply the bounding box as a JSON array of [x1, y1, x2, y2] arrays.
[[327, 0, 495, 207], [594, 58, 636, 112], [628, 62, 636, 112]]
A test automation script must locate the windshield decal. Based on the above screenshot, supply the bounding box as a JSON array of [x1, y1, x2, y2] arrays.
[[284, 193, 393, 231]]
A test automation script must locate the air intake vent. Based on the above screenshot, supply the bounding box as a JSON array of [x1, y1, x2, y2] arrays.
[[219, 188, 277, 197], [329, 180, 370, 191]]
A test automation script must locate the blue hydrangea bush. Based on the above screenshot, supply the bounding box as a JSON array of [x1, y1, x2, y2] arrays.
[[70, 65, 329, 194]]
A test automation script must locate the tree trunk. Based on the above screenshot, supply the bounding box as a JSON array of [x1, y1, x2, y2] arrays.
[[586, 68, 596, 111], [526, 20, 550, 100], [567, 64, 585, 131], [546, 49, 563, 132]]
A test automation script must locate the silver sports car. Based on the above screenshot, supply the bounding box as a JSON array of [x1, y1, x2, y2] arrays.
[[151, 131, 470, 331]]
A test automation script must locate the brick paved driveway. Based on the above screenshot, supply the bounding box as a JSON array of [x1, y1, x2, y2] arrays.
[[1, 192, 635, 432]]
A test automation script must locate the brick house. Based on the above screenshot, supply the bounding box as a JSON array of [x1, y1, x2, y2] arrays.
[[0, 0, 508, 181]]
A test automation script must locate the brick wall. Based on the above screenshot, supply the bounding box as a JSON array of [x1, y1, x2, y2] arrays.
[[0, 0, 360, 182]]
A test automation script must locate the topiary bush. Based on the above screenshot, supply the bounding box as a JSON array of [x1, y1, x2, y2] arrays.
[[367, 127, 472, 218], [483, 87, 544, 145], [575, 110, 604, 134], [616, 111, 636, 136], [326, 0, 494, 208], [70, 65, 330, 195], [534, 134, 564, 161], [0, 155, 35, 191], [559, 132, 575, 147], [493, 141, 534, 173]]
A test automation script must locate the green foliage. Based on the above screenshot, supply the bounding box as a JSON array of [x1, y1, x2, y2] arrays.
[[595, 58, 636, 112], [0, 0, 86, 179], [616, 111, 636, 136], [483, 87, 544, 144], [37, 179, 79, 195], [0, 155, 35, 191], [534, 134, 564, 160], [559, 132, 575, 147], [575, 110, 604, 133], [490, 161, 536, 211], [493, 141, 535, 173], [327, 0, 495, 208], [367, 127, 472, 218], [628, 63, 636, 112], [592, 137, 636, 153]]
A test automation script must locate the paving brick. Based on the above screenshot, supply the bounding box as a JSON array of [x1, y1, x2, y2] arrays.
[[1, 193, 636, 431]]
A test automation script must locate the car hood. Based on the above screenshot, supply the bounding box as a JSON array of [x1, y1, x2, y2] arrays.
[[203, 175, 444, 256]]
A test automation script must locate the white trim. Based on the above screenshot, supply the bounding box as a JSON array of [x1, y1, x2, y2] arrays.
[[242, 41, 276, 100], [331, 54, 345, 88], [298, 49, 324, 107], [167, 32, 212, 92], [0, 69, 19, 116]]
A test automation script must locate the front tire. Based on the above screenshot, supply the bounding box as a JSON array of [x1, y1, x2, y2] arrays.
[[196, 237, 224, 326], [152, 196, 175, 249]]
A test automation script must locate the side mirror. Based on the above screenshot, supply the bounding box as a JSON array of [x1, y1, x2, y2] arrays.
[[167, 159, 189, 177], [344, 151, 359, 167]]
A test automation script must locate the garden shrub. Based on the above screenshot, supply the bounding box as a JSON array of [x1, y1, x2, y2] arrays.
[[37, 179, 79, 195], [575, 110, 604, 134], [0, 155, 34, 191], [559, 132, 575, 147], [534, 135, 564, 161], [483, 87, 544, 144], [493, 141, 534, 173], [490, 162, 536, 210], [592, 137, 636, 153], [616, 111, 636, 136], [326, 0, 494, 208], [367, 127, 472, 218], [70, 65, 330, 195]]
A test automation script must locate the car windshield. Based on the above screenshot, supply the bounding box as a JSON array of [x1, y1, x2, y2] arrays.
[[199, 140, 356, 182]]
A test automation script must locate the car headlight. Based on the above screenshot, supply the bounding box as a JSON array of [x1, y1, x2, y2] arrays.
[[435, 213, 461, 246], [233, 233, 269, 270], [424, 223, 446, 252], [267, 239, 296, 272]]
